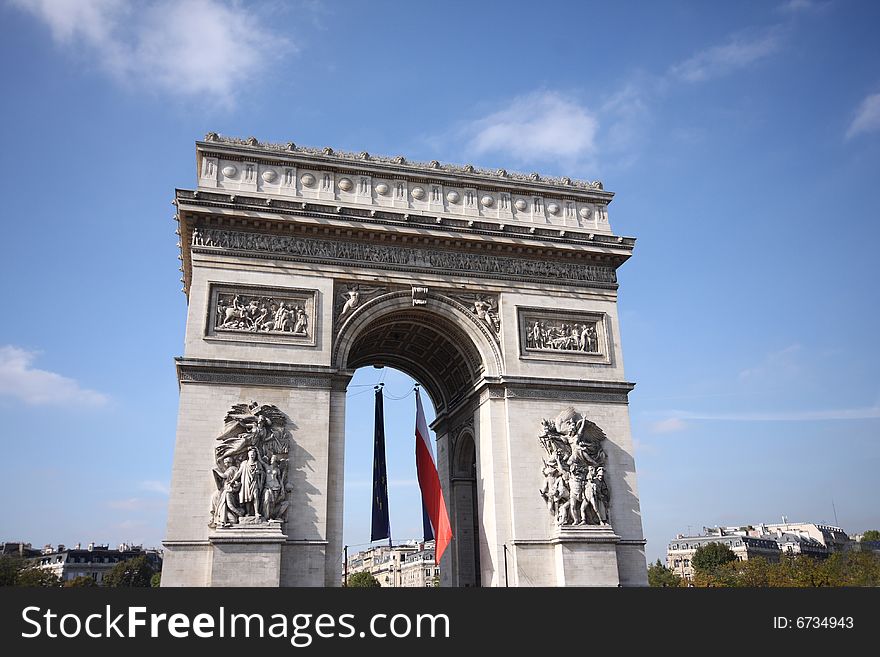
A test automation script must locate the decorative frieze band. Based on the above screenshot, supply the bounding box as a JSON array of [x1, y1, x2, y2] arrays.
[[506, 389, 630, 404], [179, 371, 333, 389], [192, 227, 617, 289], [478, 379, 634, 405], [176, 359, 334, 389]]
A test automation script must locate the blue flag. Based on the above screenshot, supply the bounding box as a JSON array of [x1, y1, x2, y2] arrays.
[[422, 499, 434, 542], [370, 387, 391, 543]]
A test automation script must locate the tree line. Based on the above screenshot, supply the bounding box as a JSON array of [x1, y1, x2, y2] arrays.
[[0, 555, 160, 587], [649, 538, 880, 587]]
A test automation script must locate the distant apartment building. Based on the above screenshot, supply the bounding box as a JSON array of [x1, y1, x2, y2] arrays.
[[345, 541, 439, 587], [400, 541, 440, 587], [32, 542, 162, 584], [1, 542, 42, 558], [667, 531, 780, 580], [850, 533, 880, 554], [666, 521, 851, 580], [761, 522, 849, 553]]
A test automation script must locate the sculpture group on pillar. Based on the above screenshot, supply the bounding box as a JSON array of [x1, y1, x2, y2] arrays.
[[538, 408, 610, 527], [209, 402, 294, 528]]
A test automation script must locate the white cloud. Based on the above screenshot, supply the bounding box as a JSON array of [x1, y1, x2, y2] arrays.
[[106, 497, 148, 511], [738, 343, 802, 381], [778, 0, 824, 13], [463, 92, 599, 166], [846, 93, 880, 140], [0, 345, 108, 407], [670, 29, 782, 83], [663, 406, 880, 422], [140, 480, 170, 496], [650, 417, 688, 434], [10, 0, 291, 105]]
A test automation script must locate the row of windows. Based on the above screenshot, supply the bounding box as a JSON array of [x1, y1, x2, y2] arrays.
[[671, 540, 744, 550]]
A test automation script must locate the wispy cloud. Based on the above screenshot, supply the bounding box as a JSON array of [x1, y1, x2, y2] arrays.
[[846, 93, 880, 140], [661, 405, 880, 422], [106, 498, 149, 511], [140, 480, 170, 496], [0, 345, 108, 407], [10, 0, 292, 106], [778, 0, 826, 13], [461, 91, 599, 168], [669, 27, 783, 83], [650, 417, 688, 434], [738, 343, 802, 381]]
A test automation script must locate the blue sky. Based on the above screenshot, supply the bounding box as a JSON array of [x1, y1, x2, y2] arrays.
[[0, 0, 877, 565]]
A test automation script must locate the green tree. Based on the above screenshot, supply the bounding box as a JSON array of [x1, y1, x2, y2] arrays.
[[16, 567, 61, 587], [103, 556, 156, 587], [692, 542, 738, 573], [730, 557, 772, 587], [64, 575, 98, 588], [0, 555, 25, 586], [647, 559, 682, 587], [691, 542, 738, 585], [151, 572, 162, 588], [822, 551, 880, 586], [347, 571, 381, 588], [861, 530, 880, 543]]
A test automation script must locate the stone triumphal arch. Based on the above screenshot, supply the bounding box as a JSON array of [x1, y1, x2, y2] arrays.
[[161, 134, 648, 587]]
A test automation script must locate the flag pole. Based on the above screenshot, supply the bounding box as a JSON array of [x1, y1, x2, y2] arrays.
[[370, 383, 392, 548]]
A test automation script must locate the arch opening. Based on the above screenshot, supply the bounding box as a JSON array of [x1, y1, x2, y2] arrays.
[[338, 297, 491, 587]]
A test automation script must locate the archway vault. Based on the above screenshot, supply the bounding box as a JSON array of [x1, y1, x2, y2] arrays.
[[333, 291, 502, 414]]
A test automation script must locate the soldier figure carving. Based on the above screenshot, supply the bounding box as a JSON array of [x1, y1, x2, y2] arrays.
[[538, 407, 610, 527], [209, 402, 294, 527]]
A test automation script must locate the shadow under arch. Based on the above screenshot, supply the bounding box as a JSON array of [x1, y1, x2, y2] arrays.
[[333, 291, 502, 414]]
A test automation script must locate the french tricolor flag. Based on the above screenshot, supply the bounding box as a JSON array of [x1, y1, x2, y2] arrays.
[[415, 388, 453, 565]]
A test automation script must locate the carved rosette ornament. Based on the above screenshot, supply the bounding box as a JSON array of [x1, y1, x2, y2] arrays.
[[538, 407, 610, 527], [209, 402, 294, 529]]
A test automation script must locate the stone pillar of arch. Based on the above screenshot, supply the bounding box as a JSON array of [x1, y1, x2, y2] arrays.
[[161, 135, 647, 587]]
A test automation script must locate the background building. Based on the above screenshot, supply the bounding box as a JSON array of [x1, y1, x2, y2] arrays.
[[1, 542, 41, 558], [345, 541, 438, 587], [762, 522, 849, 553], [666, 521, 852, 580], [401, 541, 439, 587], [667, 530, 780, 580], [32, 542, 162, 584]]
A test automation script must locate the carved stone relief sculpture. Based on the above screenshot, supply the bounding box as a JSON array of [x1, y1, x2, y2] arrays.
[[526, 317, 598, 352], [215, 292, 308, 335], [538, 407, 610, 527], [517, 308, 609, 363], [207, 285, 316, 345], [192, 228, 618, 288], [333, 281, 393, 329], [209, 402, 294, 528], [450, 293, 501, 341]]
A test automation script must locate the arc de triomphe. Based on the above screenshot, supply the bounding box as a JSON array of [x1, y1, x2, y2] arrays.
[[161, 134, 647, 587]]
